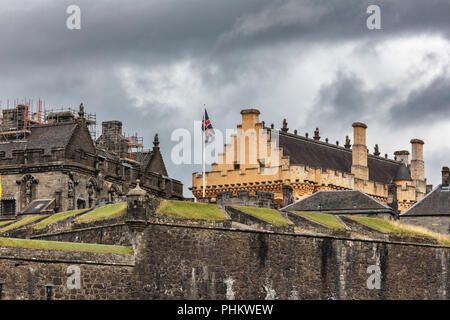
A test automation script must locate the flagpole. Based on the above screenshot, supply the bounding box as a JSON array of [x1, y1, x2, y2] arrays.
[[202, 106, 206, 199]]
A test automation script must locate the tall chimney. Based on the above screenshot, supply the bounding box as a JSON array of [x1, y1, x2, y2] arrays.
[[442, 167, 450, 187], [410, 138, 426, 198], [410, 139, 424, 181], [351, 122, 369, 180]]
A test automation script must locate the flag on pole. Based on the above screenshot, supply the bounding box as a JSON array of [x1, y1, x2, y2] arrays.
[[201, 109, 215, 142]]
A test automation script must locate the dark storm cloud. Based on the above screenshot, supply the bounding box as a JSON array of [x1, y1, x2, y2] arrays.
[[308, 70, 395, 130], [1, 0, 450, 193], [390, 71, 450, 125]]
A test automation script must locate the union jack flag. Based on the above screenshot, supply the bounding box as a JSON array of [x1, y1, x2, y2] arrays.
[[202, 109, 215, 142]]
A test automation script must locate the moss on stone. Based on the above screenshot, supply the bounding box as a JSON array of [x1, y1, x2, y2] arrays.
[[348, 216, 450, 245], [0, 220, 14, 227], [32, 209, 89, 231], [293, 211, 346, 230], [0, 237, 133, 254], [236, 206, 290, 226], [157, 200, 227, 220], [76, 202, 127, 224], [0, 215, 48, 233]]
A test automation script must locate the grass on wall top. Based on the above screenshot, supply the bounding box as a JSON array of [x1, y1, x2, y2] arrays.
[[75, 202, 127, 224], [157, 200, 227, 221], [32, 208, 89, 231], [0, 215, 48, 234], [236, 206, 290, 227], [348, 216, 450, 245], [293, 211, 347, 230], [0, 237, 133, 255], [0, 220, 14, 227]]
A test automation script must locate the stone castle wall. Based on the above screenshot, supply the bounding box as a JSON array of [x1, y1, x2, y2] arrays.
[[0, 222, 449, 300]]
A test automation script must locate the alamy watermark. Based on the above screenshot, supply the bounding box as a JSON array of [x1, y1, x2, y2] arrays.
[[170, 122, 280, 175], [66, 5, 81, 30]]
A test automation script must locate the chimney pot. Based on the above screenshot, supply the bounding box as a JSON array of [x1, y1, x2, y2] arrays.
[[442, 166, 450, 187]]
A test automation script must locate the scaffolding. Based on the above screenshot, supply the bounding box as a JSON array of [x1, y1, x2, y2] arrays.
[[0, 101, 98, 142], [43, 107, 97, 140], [125, 133, 143, 160]]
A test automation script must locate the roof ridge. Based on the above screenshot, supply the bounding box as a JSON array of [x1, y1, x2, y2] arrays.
[[277, 130, 400, 165]]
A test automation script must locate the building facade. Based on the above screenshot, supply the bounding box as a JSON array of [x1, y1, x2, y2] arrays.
[[0, 104, 183, 217], [191, 109, 428, 212], [400, 167, 450, 234]]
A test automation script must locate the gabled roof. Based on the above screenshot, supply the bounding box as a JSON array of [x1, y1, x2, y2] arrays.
[[281, 189, 394, 214], [401, 185, 450, 216], [0, 123, 77, 157], [277, 132, 402, 184]]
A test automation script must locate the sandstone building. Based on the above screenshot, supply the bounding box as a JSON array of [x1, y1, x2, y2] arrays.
[[191, 109, 428, 212], [0, 103, 182, 217]]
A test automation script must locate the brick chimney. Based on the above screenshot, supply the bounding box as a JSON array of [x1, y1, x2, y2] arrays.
[[351, 122, 369, 180], [442, 167, 450, 187]]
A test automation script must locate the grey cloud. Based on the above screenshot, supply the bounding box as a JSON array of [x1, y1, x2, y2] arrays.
[[1, 0, 450, 194], [389, 72, 450, 125]]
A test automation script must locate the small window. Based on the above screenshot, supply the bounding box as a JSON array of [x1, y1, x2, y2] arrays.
[[2, 200, 16, 216]]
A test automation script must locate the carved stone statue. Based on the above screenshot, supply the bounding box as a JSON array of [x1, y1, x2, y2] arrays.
[[25, 179, 33, 206], [313, 128, 320, 140], [374, 144, 381, 156]]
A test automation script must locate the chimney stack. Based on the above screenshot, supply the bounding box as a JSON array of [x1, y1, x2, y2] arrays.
[[442, 167, 450, 187], [351, 122, 369, 180], [410, 139, 424, 180], [240, 109, 260, 131], [394, 150, 409, 165], [102, 120, 123, 140]]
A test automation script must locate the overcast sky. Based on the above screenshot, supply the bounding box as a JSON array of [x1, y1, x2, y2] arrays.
[[1, 0, 449, 197]]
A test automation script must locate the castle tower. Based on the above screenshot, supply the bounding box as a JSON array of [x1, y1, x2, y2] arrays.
[[410, 139, 426, 198], [351, 122, 369, 181]]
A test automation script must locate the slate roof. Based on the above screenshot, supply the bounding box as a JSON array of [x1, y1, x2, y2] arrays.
[[401, 185, 450, 216], [133, 151, 153, 169], [0, 123, 77, 157], [281, 190, 394, 214], [96, 148, 120, 161], [277, 132, 405, 184]]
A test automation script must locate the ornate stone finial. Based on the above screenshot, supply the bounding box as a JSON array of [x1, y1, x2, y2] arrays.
[[374, 144, 380, 156], [344, 136, 351, 149], [78, 103, 85, 118], [281, 119, 288, 133], [294, 129, 298, 135], [153, 133, 160, 148], [313, 128, 320, 140]]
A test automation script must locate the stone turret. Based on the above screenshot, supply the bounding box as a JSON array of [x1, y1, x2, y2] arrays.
[[351, 122, 369, 181]]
